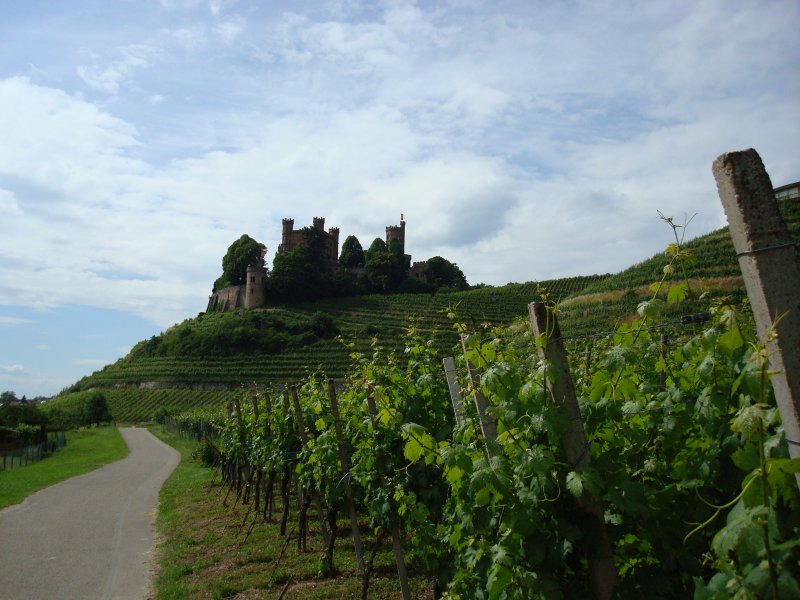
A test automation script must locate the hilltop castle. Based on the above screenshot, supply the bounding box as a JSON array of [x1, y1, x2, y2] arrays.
[[208, 216, 424, 312]]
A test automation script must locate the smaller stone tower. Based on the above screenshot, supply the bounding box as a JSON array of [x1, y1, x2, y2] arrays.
[[313, 217, 326, 230], [244, 255, 267, 309], [326, 226, 340, 267]]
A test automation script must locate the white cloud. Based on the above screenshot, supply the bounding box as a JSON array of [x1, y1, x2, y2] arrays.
[[1, 364, 26, 373], [77, 44, 159, 94], [0, 189, 24, 216], [0, 316, 32, 326], [74, 358, 111, 366], [167, 26, 208, 51], [34, 344, 49, 351], [214, 15, 246, 43]]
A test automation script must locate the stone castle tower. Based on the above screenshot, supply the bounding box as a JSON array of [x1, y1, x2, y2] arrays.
[[279, 217, 340, 267], [385, 214, 406, 254], [244, 260, 267, 309]]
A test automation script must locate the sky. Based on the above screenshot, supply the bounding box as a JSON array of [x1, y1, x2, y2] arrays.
[[0, 0, 798, 398]]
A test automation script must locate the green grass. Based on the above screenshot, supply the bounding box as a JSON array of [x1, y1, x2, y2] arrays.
[[151, 427, 434, 599], [0, 426, 129, 509]]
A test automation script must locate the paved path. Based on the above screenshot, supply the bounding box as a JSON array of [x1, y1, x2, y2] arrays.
[[0, 427, 180, 600]]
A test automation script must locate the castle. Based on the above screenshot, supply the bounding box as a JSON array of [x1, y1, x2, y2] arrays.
[[208, 216, 425, 311]]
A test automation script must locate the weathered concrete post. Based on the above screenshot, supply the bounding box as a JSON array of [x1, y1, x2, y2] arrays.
[[529, 301, 617, 600], [459, 334, 498, 454], [712, 149, 800, 486], [442, 357, 465, 426]]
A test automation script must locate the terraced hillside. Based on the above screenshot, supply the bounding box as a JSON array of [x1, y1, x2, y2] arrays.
[[72, 274, 607, 390], [55, 195, 799, 422]]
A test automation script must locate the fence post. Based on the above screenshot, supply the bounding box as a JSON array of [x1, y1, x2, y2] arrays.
[[365, 385, 412, 600], [713, 149, 800, 488], [250, 393, 260, 423], [442, 357, 465, 426], [585, 342, 593, 378], [459, 334, 498, 453], [289, 385, 331, 547], [327, 379, 365, 575], [529, 301, 617, 600], [659, 333, 668, 392]]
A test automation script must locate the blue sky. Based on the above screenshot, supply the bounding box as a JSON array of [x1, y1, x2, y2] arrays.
[[1, 0, 798, 398]]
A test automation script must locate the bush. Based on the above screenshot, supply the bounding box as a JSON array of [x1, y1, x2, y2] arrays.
[[192, 435, 220, 467], [153, 406, 171, 425]]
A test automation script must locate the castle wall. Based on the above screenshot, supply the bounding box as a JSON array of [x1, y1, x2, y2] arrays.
[[207, 285, 245, 312], [410, 261, 428, 279]]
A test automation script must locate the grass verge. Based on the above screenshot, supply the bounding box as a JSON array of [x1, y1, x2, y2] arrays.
[[0, 426, 128, 509], [150, 427, 434, 599]]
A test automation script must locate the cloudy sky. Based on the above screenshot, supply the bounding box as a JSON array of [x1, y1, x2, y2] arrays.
[[1, 0, 798, 398]]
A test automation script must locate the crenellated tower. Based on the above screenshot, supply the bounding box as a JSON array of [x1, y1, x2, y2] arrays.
[[279, 218, 295, 253], [385, 213, 406, 255], [277, 217, 340, 267]]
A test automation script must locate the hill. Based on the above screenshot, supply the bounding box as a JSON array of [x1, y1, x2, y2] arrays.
[[54, 195, 799, 421]]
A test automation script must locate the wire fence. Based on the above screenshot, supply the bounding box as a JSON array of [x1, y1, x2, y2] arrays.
[[0, 431, 67, 471]]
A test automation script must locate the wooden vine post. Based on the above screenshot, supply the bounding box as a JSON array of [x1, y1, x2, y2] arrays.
[[326, 379, 365, 574], [442, 357, 465, 425], [529, 302, 617, 600], [233, 397, 248, 493], [459, 334, 498, 453], [250, 393, 260, 422], [713, 149, 800, 488], [365, 385, 412, 600], [289, 385, 331, 546]]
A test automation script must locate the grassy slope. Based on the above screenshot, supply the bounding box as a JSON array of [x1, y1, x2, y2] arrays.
[[55, 197, 799, 422], [0, 426, 128, 509]]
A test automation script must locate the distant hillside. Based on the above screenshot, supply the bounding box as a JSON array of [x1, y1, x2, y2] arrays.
[[70, 274, 606, 392], [55, 195, 799, 421]]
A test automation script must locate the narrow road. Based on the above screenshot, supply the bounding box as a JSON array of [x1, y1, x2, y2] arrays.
[[0, 427, 180, 600]]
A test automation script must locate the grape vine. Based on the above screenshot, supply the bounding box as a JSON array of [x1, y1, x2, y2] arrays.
[[198, 225, 799, 599]]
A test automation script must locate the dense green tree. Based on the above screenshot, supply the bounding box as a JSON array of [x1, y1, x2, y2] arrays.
[[364, 238, 393, 292], [0, 402, 48, 427], [84, 391, 112, 426], [425, 256, 469, 290], [213, 234, 266, 291], [339, 235, 365, 268], [269, 227, 327, 302], [0, 390, 17, 406], [364, 237, 409, 292]]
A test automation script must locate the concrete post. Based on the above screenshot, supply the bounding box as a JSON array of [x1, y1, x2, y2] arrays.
[[712, 149, 800, 484], [442, 357, 464, 426], [459, 334, 498, 453], [529, 301, 617, 600]]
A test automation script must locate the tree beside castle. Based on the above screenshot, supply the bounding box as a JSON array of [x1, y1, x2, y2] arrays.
[[207, 216, 467, 311]]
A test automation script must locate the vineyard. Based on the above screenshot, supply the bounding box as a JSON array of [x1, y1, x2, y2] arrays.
[[182, 294, 799, 598], [154, 173, 800, 599]]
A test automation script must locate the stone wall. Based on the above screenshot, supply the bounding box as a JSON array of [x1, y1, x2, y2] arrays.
[[207, 285, 244, 312]]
